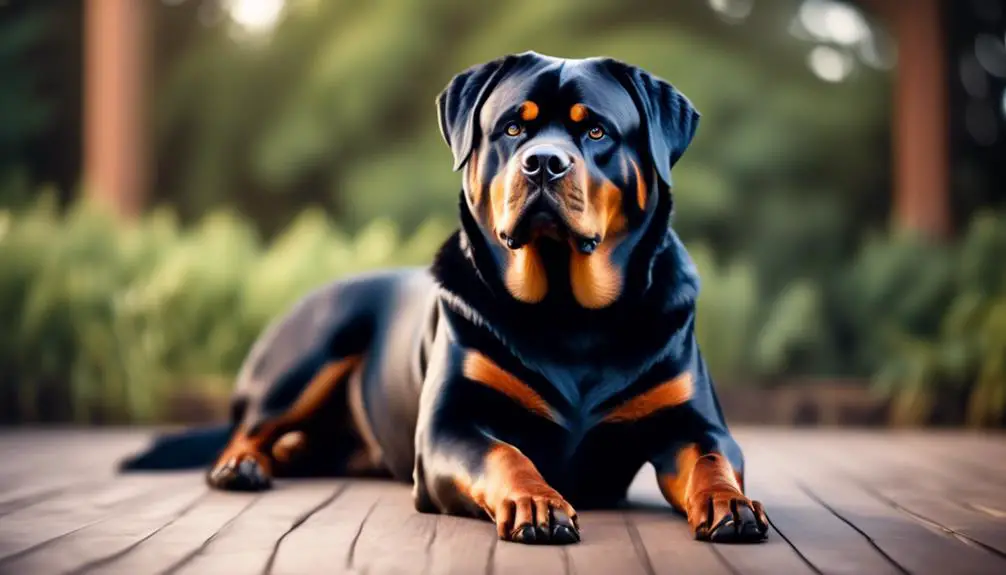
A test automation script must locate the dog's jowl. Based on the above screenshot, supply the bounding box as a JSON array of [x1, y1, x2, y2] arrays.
[[121, 51, 769, 545]]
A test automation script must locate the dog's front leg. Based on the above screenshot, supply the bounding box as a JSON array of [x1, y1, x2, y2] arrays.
[[654, 437, 768, 543], [417, 433, 579, 544], [413, 345, 579, 545]]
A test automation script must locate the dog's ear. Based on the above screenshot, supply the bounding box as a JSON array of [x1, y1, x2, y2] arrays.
[[603, 60, 700, 187], [436, 56, 514, 171]]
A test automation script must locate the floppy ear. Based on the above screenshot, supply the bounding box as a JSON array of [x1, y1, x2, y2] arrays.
[[605, 60, 700, 187], [436, 56, 514, 171]]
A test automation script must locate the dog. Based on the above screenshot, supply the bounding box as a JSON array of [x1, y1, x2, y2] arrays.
[[121, 51, 768, 545]]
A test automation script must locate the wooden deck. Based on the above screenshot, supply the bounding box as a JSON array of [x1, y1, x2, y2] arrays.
[[0, 429, 1004, 575]]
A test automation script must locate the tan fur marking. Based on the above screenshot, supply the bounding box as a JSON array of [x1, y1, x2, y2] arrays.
[[599, 178, 628, 237], [569, 104, 588, 123], [519, 101, 539, 122], [505, 245, 549, 303], [455, 443, 577, 539], [271, 431, 307, 464], [569, 245, 621, 309], [468, 149, 481, 205], [213, 356, 362, 472], [489, 173, 506, 232], [568, 177, 626, 309], [604, 372, 694, 422], [463, 351, 556, 421], [658, 444, 697, 513], [280, 357, 361, 425], [657, 446, 758, 537], [630, 158, 647, 211]]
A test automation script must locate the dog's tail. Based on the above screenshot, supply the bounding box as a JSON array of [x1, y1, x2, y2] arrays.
[[118, 425, 231, 471]]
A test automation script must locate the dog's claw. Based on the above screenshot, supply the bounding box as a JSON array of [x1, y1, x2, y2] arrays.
[[512, 524, 540, 544], [207, 455, 272, 492], [695, 496, 768, 543], [551, 523, 580, 544], [497, 499, 580, 545]]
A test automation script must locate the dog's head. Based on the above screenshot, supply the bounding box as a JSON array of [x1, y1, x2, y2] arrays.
[[437, 52, 699, 309]]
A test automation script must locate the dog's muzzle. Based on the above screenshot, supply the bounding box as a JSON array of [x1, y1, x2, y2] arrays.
[[499, 192, 599, 255]]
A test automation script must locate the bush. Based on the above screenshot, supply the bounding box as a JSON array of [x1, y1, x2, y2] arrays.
[[850, 212, 1006, 427], [0, 195, 452, 424]]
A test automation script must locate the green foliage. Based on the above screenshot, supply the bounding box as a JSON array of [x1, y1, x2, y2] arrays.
[[845, 213, 1006, 427], [691, 244, 759, 383], [154, 0, 889, 246], [0, 195, 452, 424]]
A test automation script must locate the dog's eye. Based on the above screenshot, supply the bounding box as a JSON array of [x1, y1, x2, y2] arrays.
[[587, 125, 605, 140], [504, 122, 524, 137]]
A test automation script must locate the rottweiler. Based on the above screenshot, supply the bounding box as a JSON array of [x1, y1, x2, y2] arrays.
[[121, 51, 769, 545]]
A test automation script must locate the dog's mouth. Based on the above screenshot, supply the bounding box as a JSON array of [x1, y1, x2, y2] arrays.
[[496, 190, 600, 255]]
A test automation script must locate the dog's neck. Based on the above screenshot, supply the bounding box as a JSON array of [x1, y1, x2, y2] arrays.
[[431, 188, 699, 368]]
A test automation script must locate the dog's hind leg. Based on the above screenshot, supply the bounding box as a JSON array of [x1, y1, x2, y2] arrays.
[[207, 355, 364, 490], [206, 282, 380, 491]]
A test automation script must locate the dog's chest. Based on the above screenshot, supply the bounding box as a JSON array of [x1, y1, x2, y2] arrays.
[[527, 359, 643, 438], [519, 401, 656, 506]]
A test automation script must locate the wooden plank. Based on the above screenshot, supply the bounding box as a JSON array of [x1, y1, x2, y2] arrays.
[[784, 433, 1006, 563], [626, 466, 732, 575], [757, 436, 1006, 575], [345, 485, 438, 575], [628, 464, 815, 575], [566, 511, 649, 575], [88, 489, 260, 575], [267, 481, 386, 575], [864, 487, 1006, 558], [627, 466, 732, 575], [0, 482, 206, 574], [427, 514, 496, 575], [0, 482, 102, 518], [626, 511, 732, 575], [743, 471, 902, 575], [890, 434, 1006, 498], [739, 435, 906, 575], [0, 431, 151, 492], [0, 475, 181, 562], [492, 539, 567, 574], [0, 429, 1002, 575], [168, 482, 341, 575]]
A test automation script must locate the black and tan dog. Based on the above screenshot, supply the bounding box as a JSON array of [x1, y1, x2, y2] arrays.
[[121, 51, 768, 545]]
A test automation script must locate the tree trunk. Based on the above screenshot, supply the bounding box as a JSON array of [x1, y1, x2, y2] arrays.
[[84, 0, 148, 218]]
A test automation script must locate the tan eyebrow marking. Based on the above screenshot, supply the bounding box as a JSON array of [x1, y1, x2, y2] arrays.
[[569, 104, 588, 123], [519, 101, 539, 121]]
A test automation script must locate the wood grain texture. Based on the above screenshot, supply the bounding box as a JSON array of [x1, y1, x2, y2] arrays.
[[169, 482, 340, 575], [0, 483, 207, 575], [0, 429, 1004, 575]]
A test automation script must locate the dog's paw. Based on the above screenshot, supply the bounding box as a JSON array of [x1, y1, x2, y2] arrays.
[[493, 492, 580, 545], [207, 453, 272, 492], [688, 491, 768, 543]]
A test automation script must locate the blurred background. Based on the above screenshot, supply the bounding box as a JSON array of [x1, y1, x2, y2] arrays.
[[0, 0, 1004, 428]]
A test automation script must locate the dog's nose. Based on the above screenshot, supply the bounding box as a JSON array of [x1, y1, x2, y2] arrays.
[[520, 145, 572, 182]]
